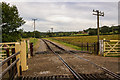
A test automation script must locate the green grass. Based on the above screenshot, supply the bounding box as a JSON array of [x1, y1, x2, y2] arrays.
[[29, 38, 38, 46], [73, 34, 89, 36], [22, 38, 38, 54], [45, 38, 83, 51], [22, 38, 38, 46], [51, 34, 119, 44]]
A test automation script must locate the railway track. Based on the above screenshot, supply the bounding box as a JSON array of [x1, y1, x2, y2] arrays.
[[42, 39, 83, 80], [18, 39, 120, 80], [41, 39, 120, 80], [19, 73, 117, 80]]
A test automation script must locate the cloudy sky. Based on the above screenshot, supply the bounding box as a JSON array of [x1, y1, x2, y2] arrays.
[[2, 0, 120, 32]]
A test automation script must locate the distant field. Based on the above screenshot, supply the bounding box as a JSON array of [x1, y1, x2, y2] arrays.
[[50, 35, 119, 44], [47, 35, 119, 50]]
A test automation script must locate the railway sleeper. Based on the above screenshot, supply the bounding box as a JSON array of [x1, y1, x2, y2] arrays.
[[17, 73, 118, 80]]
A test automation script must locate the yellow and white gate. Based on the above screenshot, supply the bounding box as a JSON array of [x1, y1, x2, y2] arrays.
[[103, 39, 120, 56]]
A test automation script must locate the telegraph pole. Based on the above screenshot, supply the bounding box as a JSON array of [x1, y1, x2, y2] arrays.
[[51, 28, 53, 33], [47, 30, 50, 33], [32, 19, 37, 39], [93, 9, 104, 54]]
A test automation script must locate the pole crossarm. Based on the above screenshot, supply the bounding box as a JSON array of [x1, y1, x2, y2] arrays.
[[93, 9, 104, 16]]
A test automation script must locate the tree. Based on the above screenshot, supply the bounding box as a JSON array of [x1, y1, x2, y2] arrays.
[[2, 2, 25, 42], [88, 30, 97, 35], [111, 26, 119, 34], [100, 26, 110, 34], [85, 28, 97, 35], [118, 25, 120, 34]]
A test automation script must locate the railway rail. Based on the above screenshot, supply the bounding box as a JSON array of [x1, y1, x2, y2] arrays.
[[41, 39, 120, 80], [42, 39, 84, 80]]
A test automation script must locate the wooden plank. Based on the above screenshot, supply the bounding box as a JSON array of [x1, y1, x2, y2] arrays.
[[0, 57, 5, 59], [2, 49, 12, 52], [105, 44, 120, 46], [105, 47, 120, 48], [105, 52, 120, 53], [104, 51, 120, 52], [0, 54, 6, 56], [104, 50, 120, 51], [0, 59, 3, 60], [0, 47, 15, 49], [110, 40, 120, 42], [105, 54, 120, 57], [0, 50, 6, 52], [0, 42, 16, 45]]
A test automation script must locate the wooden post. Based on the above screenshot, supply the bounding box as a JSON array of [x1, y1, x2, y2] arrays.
[[20, 41, 28, 71], [81, 43, 83, 51], [27, 40, 31, 58], [96, 41, 99, 55], [15, 42, 20, 76], [103, 38, 106, 52], [27, 40, 30, 52], [94, 42, 96, 54], [6, 48, 10, 66], [30, 43, 33, 57], [12, 48, 16, 61], [87, 42, 89, 51], [6, 48, 11, 78], [103, 38, 106, 56], [19, 65, 22, 75], [89, 43, 91, 53], [11, 48, 16, 79]]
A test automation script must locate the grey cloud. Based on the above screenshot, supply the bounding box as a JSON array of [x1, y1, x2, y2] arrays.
[[1, 0, 120, 2], [9, 2, 118, 32]]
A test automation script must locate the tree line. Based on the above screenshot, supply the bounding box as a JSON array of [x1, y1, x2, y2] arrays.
[[84, 25, 120, 35], [20, 30, 78, 38], [20, 25, 120, 38]]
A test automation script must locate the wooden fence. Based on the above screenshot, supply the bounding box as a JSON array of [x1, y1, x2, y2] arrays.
[[0, 41, 29, 80], [78, 42, 98, 54], [79, 39, 120, 56], [101, 39, 120, 56]]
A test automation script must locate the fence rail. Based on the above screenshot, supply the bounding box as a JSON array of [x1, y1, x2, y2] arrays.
[[78, 42, 98, 54], [0, 41, 29, 80], [0, 48, 21, 80], [0, 51, 20, 67]]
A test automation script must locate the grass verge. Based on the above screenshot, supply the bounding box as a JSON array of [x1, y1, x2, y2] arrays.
[[29, 38, 38, 46], [22, 38, 38, 54], [45, 38, 82, 51]]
